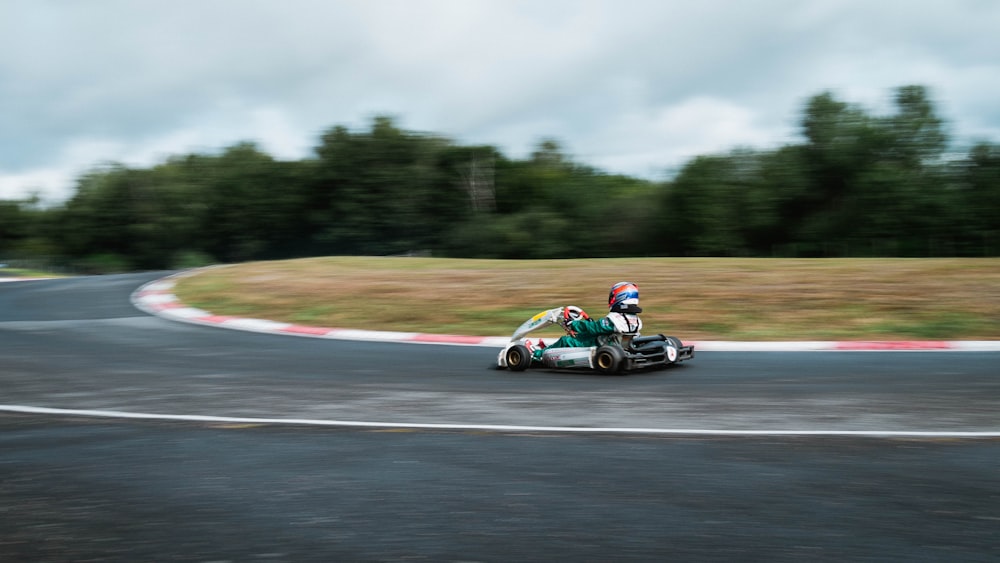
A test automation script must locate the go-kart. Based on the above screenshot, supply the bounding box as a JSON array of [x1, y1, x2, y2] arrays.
[[496, 307, 694, 375]]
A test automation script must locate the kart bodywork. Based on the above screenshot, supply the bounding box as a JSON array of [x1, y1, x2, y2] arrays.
[[496, 307, 694, 374]]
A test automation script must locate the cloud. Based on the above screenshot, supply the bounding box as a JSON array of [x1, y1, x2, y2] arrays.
[[1, 0, 999, 202]]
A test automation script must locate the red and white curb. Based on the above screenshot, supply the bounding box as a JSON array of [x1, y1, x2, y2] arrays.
[[132, 274, 1000, 352], [132, 274, 510, 347]]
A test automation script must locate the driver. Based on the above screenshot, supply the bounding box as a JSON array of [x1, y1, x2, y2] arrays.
[[529, 281, 643, 361]]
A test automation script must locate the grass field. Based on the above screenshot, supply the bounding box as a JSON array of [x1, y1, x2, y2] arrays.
[[171, 256, 1000, 341], [0, 267, 64, 279]]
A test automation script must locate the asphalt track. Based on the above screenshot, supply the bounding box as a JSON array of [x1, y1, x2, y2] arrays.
[[2, 272, 999, 561]]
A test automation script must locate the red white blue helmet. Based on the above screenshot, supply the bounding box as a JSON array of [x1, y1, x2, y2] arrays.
[[608, 281, 641, 313]]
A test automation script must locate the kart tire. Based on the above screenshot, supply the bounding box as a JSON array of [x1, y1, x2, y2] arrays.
[[505, 344, 532, 372], [594, 345, 625, 375], [664, 336, 683, 364]]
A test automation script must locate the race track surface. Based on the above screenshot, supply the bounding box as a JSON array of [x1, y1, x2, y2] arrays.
[[2, 273, 999, 561]]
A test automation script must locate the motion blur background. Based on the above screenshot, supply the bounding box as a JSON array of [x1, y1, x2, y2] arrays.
[[1, 1, 998, 271]]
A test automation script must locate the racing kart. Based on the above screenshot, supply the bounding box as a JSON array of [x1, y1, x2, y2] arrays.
[[497, 307, 694, 375]]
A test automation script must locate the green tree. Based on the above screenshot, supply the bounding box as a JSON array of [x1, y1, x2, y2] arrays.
[[310, 116, 468, 255], [13, 83, 997, 265], [796, 86, 953, 255], [956, 142, 1000, 255], [0, 199, 31, 256], [54, 165, 146, 270], [190, 143, 306, 262], [659, 155, 748, 256]]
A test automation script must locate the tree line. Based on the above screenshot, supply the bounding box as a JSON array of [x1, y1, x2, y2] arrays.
[[1, 85, 998, 272]]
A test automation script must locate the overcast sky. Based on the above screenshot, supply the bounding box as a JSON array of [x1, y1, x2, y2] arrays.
[[2, 0, 998, 202]]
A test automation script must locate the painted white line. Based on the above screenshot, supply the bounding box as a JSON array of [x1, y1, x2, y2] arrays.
[[0, 277, 55, 282], [952, 341, 1000, 351], [477, 336, 511, 347], [324, 328, 423, 342], [138, 293, 178, 305], [2, 405, 999, 438], [159, 307, 213, 319], [221, 318, 291, 332], [692, 341, 834, 352], [143, 281, 176, 292]]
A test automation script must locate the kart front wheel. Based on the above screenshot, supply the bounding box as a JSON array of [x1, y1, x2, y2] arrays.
[[665, 336, 684, 363], [505, 344, 532, 372], [594, 345, 625, 375]]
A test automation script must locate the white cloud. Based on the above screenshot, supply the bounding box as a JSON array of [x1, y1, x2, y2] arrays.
[[1, 0, 999, 202], [0, 168, 73, 203]]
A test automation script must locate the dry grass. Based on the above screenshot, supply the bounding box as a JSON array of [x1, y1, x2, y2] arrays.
[[172, 257, 1000, 340]]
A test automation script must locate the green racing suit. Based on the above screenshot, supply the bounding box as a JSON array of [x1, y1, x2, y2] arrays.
[[531, 313, 642, 360]]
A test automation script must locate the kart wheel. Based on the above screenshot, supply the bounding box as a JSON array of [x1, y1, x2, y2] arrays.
[[665, 344, 679, 363], [594, 345, 625, 375], [665, 337, 683, 363], [505, 344, 532, 372]]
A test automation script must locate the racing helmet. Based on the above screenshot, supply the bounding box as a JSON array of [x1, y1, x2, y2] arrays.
[[608, 281, 641, 313]]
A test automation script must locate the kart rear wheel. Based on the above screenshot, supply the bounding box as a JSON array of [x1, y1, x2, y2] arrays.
[[594, 345, 625, 375], [505, 344, 532, 372]]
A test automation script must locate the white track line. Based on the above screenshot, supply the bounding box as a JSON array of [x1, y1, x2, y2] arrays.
[[2, 405, 998, 438]]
